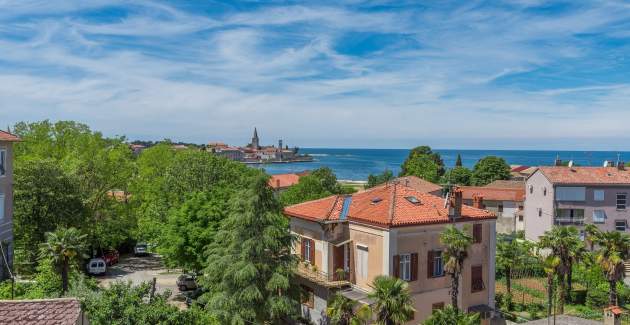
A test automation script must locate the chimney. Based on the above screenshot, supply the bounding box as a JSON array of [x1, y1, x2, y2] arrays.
[[449, 187, 463, 220], [619, 162, 625, 171], [276, 179, 280, 189], [472, 193, 484, 209], [405, 178, 410, 187], [554, 155, 562, 166]]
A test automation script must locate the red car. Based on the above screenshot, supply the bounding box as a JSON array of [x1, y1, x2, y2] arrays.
[[102, 250, 119, 266]]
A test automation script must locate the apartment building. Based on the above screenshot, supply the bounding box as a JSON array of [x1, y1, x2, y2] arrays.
[[461, 183, 525, 234], [524, 165, 630, 242], [0, 130, 19, 280], [284, 182, 497, 324]]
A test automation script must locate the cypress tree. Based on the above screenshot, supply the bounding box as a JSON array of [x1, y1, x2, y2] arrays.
[[455, 154, 463, 167], [202, 175, 298, 324]]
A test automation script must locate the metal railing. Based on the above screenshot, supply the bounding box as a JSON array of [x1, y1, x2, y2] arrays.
[[296, 263, 351, 288], [553, 217, 585, 225]]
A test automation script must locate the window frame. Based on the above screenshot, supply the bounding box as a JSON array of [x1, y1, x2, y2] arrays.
[[615, 220, 627, 232], [0, 149, 5, 177], [399, 253, 411, 281], [471, 265, 485, 293], [303, 238, 312, 263], [594, 190, 605, 201], [592, 210, 606, 224], [0, 193, 4, 221], [432, 251, 444, 277], [497, 204, 504, 213], [617, 193, 627, 210], [472, 224, 482, 244]]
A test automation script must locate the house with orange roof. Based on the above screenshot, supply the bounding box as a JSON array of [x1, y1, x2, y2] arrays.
[[461, 184, 525, 234], [284, 181, 497, 324], [268, 172, 309, 192], [0, 130, 19, 280], [525, 165, 630, 242]]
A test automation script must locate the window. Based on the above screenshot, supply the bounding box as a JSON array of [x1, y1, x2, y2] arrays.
[[432, 302, 445, 311], [0, 193, 4, 221], [0, 149, 5, 176], [617, 193, 627, 210], [616, 220, 627, 232], [518, 215, 524, 222], [428, 251, 444, 278], [473, 224, 482, 243], [594, 190, 605, 201], [300, 285, 314, 308], [593, 210, 606, 224], [301, 238, 314, 264], [543, 187, 547, 196], [518, 205, 524, 211], [498, 205, 504, 213], [529, 185, 533, 194], [555, 187, 586, 201], [471, 265, 485, 293], [538, 208, 542, 217], [399, 254, 411, 281], [356, 245, 368, 278]]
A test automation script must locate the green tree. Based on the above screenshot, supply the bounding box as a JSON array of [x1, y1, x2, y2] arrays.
[[593, 230, 630, 306], [470, 156, 510, 186], [400, 146, 445, 180], [368, 275, 415, 325], [38, 227, 87, 295], [423, 304, 479, 325], [366, 170, 395, 189], [542, 255, 560, 319], [326, 293, 372, 325], [202, 175, 298, 324], [496, 235, 531, 297], [443, 167, 472, 186], [440, 225, 473, 310], [455, 154, 463, 167], [584, 224, 601, 252], [280, 167, 350, 205], [538, 226, 583, 314]]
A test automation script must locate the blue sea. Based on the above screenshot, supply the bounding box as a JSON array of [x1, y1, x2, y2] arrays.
[[252, 148, 630, 181]]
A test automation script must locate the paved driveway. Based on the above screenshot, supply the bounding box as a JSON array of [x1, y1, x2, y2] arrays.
[[98, 254, 181, 296]]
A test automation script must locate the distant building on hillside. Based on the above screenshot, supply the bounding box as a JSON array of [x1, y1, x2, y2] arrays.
[[0, 130, 19, 281]]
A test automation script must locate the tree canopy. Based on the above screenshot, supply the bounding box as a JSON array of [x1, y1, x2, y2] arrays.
[[366, 170, 395, 189], [470, 156, 511, 186], [280, 167, 353, 206], [399, 146, 444, 183]]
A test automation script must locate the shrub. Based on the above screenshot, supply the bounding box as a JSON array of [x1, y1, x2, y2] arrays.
[[570, 289, 587, 304], [586, 289, 608, 308], [570, 305, 602, 320]]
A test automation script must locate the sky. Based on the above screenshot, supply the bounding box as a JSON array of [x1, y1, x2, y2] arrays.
[[2, 1, 630, 150]]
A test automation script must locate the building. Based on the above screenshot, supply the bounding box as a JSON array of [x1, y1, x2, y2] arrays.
[[213, 146, 245, 161], [524, 165, 630, 242], [249, 127, 260, 150], [0, 130, 19, 281], [129, 144, 146, 156], [461, 183, 525, 234], [0, 298, 89, 324], [395, 176, 444, 196], [284, 182, 497, 324], [268, 172, 310, 192], [510, 165, 537, 181]]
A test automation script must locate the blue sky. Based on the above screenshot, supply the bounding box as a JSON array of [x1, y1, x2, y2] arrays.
[[2, 1, 630, 150]]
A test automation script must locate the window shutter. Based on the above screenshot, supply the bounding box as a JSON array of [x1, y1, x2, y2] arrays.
[[473, 224, 482, 243], [309, 239, 315, 265], [410, 253, 418, 281], [427, 250, 434, 278], [393, 255, 400, 278], [300, 238, 306, 260]]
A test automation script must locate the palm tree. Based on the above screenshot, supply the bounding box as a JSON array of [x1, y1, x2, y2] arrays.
[[542, 255, 560, 319], [38, 227, 88, 294], [593, 230, 630, 306], [538, 226, 582, 314], [440, 225, 473, 310], [584, 224, 601, 252], [423, 304, 479, 325], [368, 275, 415, 325], [496, 234, 531, 296], [327, 293, 372, 325]]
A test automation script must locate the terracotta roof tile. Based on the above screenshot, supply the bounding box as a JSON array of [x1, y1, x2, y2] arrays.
[[538, 166, 630, 185], [394, 176, 442, 194], [0, 130, 20, 142], [0, 298, 82, 325], [284, 182, 494, 228], [485, 180, 524, 189], [460, 186, 525, 202], [268, 173, 303, 189]]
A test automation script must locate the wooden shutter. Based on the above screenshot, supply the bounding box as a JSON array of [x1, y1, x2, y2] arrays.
[[300, 238, 306, 260], [427, 250, 434, 278], [393, 255, 400, 278], [348, 242, 355, 283], [473, 224, 482, 243], [471, 265, 483, 293], [410, 253, 418, 281], [309, 239, 315, 265]]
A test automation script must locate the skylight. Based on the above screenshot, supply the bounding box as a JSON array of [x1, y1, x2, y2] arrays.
[[405, 196, 421, 205], [371, 197, 382, 204]]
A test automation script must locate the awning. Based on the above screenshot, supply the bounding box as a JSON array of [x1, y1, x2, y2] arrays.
[[339, 287, 375, 306]]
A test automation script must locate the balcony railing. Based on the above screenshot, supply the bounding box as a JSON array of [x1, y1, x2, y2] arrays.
[[295, 263, 351, 288], [554, 217, 585, 225]]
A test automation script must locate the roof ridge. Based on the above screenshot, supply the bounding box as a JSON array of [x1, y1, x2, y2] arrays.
[[387, 183, 398, 225], [0, 297, 79, 302], [325, 195, 343, 220], [284, 194, 339, 209]]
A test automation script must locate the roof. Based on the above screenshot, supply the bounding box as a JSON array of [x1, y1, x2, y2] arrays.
[[0, 130, 20, 142], [394, 176, 443, 194], [460, 186, 525, 202], [537, 166, 630, 185], [485, 180, 524, 189], [511, 165, 531, 173], [284, 182, 495, 228], [0, 298, 83, 325], [269, 173, 302, 189]]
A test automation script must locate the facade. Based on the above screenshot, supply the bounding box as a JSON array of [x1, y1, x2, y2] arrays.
[[461, 184, 525, 234], [0, 130, 19, 281], [284, 182, 497, 324], [0, 298, 89, 324], [524, 166, 630, 242]]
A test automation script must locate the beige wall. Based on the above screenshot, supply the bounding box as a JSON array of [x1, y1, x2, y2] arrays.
[[290, 218, 326, 272], [349, 222, 386, 290]]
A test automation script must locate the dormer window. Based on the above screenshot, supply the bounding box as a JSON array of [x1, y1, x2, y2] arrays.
[[405, 196, 420, 205]]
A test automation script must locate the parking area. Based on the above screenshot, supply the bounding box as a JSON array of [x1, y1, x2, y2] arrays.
[[97, 253, 181, 296]]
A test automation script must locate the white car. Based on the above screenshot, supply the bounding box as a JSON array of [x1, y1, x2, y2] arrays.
[[86, 258, 107, 275]]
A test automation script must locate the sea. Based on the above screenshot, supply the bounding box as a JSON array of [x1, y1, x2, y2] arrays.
[[250, 148, 630, 181]]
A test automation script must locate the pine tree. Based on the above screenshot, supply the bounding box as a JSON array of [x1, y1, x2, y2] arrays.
[[455, 154, 462, 167], [202, 175, 299, 324]]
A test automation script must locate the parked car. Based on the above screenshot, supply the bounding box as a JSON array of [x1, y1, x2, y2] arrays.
[[86, 258, 107, 275], [102, 250, 119, 266], [184, 287, 207, 307], [177, 274, 197, 291], [134, 243, 148, 256]]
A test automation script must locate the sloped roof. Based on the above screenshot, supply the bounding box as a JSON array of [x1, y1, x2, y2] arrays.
[[460, 186, 525, 202], [284, 182, 494, 228], [394, 176, 443, 193], [268, 173, 302, 189], [0, 298, 83, 325], [485, 180, 524, 189], [0, 130, 20, 142], [537, 166, 630, 185]]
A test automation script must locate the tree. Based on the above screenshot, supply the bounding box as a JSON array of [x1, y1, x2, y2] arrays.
[[440, 225, 473, 310], [400, 146, 445, 180], [538, 226, 583, 314], [496, 235, 531, 297], [470, 156, 510, 186], [368, 275, 415, 325], [366, 170, 395, 189], [455, 154, 463, 167], [443, 167, 472, 186], [280, 167, 350, 206], [542, 255, 560, 319], [423, 304, 479, 325], [326, 293, 372, 325], [38, 227, 87, 295], [584, 224, 601, 252], [202, 175, 298, 324], [593, 231, 630, 306]]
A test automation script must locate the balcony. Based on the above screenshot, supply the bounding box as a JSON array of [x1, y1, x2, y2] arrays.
[[554, 217, 585, 226], [554, 208, 585, 226], [296, 263, 351, 288]]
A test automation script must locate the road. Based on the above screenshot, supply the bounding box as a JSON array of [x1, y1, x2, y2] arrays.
[[98, 254, 181, 297]]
